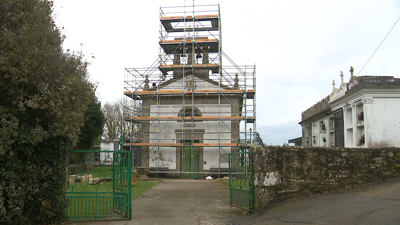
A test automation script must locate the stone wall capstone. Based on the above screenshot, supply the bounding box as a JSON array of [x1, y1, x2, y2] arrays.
[[252, 146, 400, 213], [301, 96, 330, 122]]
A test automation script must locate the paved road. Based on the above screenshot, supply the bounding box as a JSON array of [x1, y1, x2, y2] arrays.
[[253, 179, 400, 225], [81, 178, 400, 225]]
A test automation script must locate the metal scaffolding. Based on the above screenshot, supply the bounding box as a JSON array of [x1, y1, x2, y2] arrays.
[[123, 4, 256, 178]]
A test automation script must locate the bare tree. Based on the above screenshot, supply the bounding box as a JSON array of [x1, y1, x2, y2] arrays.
[[102, 98, 136, 140], [103, 101, 121, 139]]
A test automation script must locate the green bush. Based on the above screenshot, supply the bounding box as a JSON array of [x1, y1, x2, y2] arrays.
[[1, 138, 69, 223], [0, 0, 101, 224]]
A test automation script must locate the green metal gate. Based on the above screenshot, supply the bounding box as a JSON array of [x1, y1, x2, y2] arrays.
[[67, 150, 132, 221], [228, 151, 254, 212]]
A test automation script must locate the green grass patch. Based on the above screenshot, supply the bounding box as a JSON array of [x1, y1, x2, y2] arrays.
[[230, 179, 251, 187], [132, 181, 158, 197], [68, 181, 158, 197], [67, 180, 158, 219], [73, 165, 141, 179], [92, 166, 113, 177], [68, 181, 114, 194]]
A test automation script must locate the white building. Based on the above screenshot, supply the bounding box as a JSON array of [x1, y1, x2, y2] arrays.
[[300, 67, 400, 148], [123, 5, 256, 178], [99, 139, 120, 165]]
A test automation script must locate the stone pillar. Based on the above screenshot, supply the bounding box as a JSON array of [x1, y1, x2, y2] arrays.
[[351, 103, 356, 148], [234, 73, 239, 89], [144, 75, 149, 91], [187, 45, 193, 65], [363, 97, 373, 148], [173, 48, 180, 65], [202, 47, 209, 64]]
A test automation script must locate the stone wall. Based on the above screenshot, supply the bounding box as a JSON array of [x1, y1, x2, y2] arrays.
[[301, 96, 330, 122], [252, 146, 400, 213]]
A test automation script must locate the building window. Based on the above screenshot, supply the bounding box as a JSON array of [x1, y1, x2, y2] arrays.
[[184, 108, 200, 117], [178, 106, 202, 122]]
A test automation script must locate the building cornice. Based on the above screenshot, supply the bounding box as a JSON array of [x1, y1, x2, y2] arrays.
[[302, 72, 400, 125], [300, 95, 330, 124]]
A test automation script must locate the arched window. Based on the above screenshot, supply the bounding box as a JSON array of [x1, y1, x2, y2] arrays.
[[178, 106, 202, 122], [184, 108, 200, 117]]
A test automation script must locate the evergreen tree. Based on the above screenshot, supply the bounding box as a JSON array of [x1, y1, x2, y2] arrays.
[[0, 0, 100, 223], [75, 94, 105, 150]]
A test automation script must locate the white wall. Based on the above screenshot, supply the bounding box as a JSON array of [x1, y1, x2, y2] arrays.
[[309, 116, 333, 147], [367, 98, 400, 147], [162, 75, 219, 90], [330, 92, 400, 148], [148, 104, 232, 169], [99, 142, 116, 165], [149, 147, 176, 169]]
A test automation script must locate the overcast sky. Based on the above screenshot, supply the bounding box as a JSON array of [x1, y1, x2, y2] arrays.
[[53, 0, 400, 145]]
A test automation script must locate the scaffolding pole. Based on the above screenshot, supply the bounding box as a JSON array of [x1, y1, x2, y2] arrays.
[[123, 4, 256, 178]]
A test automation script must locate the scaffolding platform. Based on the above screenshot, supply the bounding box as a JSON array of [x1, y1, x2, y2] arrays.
[[123, 4, 256, 178], [160, 38, 219, 54], [161, 14, 219, 33], [123, 116, 255, 123], [124, 89, 254, 97], [159, 64, 219, 75]]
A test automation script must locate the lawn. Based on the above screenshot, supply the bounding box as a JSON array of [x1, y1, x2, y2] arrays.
[[68, 180, 158, 197], [70, 165, 141, 178], [67, 167, 158, 220]]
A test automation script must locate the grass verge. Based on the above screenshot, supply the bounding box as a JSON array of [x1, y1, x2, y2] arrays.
[[67, 179, 158, 220]]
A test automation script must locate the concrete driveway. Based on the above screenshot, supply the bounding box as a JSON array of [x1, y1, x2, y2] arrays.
[[81, 178, 400, 225], [84, 179, 247, 225], [130, 179, 245, 225]]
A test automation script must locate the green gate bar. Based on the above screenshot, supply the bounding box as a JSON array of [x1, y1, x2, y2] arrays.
[[228, 151, 254, 212], [66, 150, 132, 221]]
